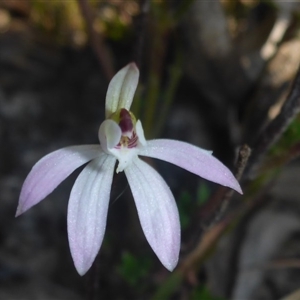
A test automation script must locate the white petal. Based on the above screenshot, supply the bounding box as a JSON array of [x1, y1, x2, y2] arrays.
[[139, 139, 242, 194], [135, 120, 147, 146], [17, 145, 102, 216], [105, 63, 139, 117], [124, 158, 180, 271], [98, 119, 122, 152], [68, 154, 116, 276]]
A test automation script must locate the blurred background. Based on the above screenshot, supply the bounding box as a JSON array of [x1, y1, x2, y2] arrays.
[[1, 0, 300, 299]]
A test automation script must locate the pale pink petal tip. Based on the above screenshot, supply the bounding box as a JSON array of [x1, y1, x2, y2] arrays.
[[139, 139, 243, 194], [16, 145, 102, 217], [125, 158, 180, 271]]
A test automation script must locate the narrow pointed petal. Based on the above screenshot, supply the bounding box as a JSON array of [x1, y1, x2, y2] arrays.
[[17, 145, 102, 217], [139, 139, 242, 194], [68, 155, 116, 276], [105, 63, 139, 117], [135, 120, 147, 146], [125, 158, 180, 271]]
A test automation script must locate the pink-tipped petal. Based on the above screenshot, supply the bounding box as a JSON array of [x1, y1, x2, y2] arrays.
[[17, 145, 102, 217], [125, 158, 180, 271], [105, 62, 139, 117], [139, 139, 242, 194], [68, 154, 116, 276]]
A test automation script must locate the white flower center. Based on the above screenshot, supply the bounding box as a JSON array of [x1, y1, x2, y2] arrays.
[[98, 109, 146, 173]]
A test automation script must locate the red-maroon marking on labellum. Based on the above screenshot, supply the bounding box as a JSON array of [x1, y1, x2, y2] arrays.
[[119, 109, 133, 136]]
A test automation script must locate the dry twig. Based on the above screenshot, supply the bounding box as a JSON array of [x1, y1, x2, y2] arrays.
[[245, 65, 300, 179]]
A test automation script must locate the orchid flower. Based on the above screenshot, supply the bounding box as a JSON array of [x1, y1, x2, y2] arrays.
[[16, 63, 242, 276]]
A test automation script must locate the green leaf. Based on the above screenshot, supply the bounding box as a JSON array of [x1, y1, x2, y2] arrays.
[[196, 183, 211, 206], [191, 286, 226, 300], [117, 251, 152, 287]]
